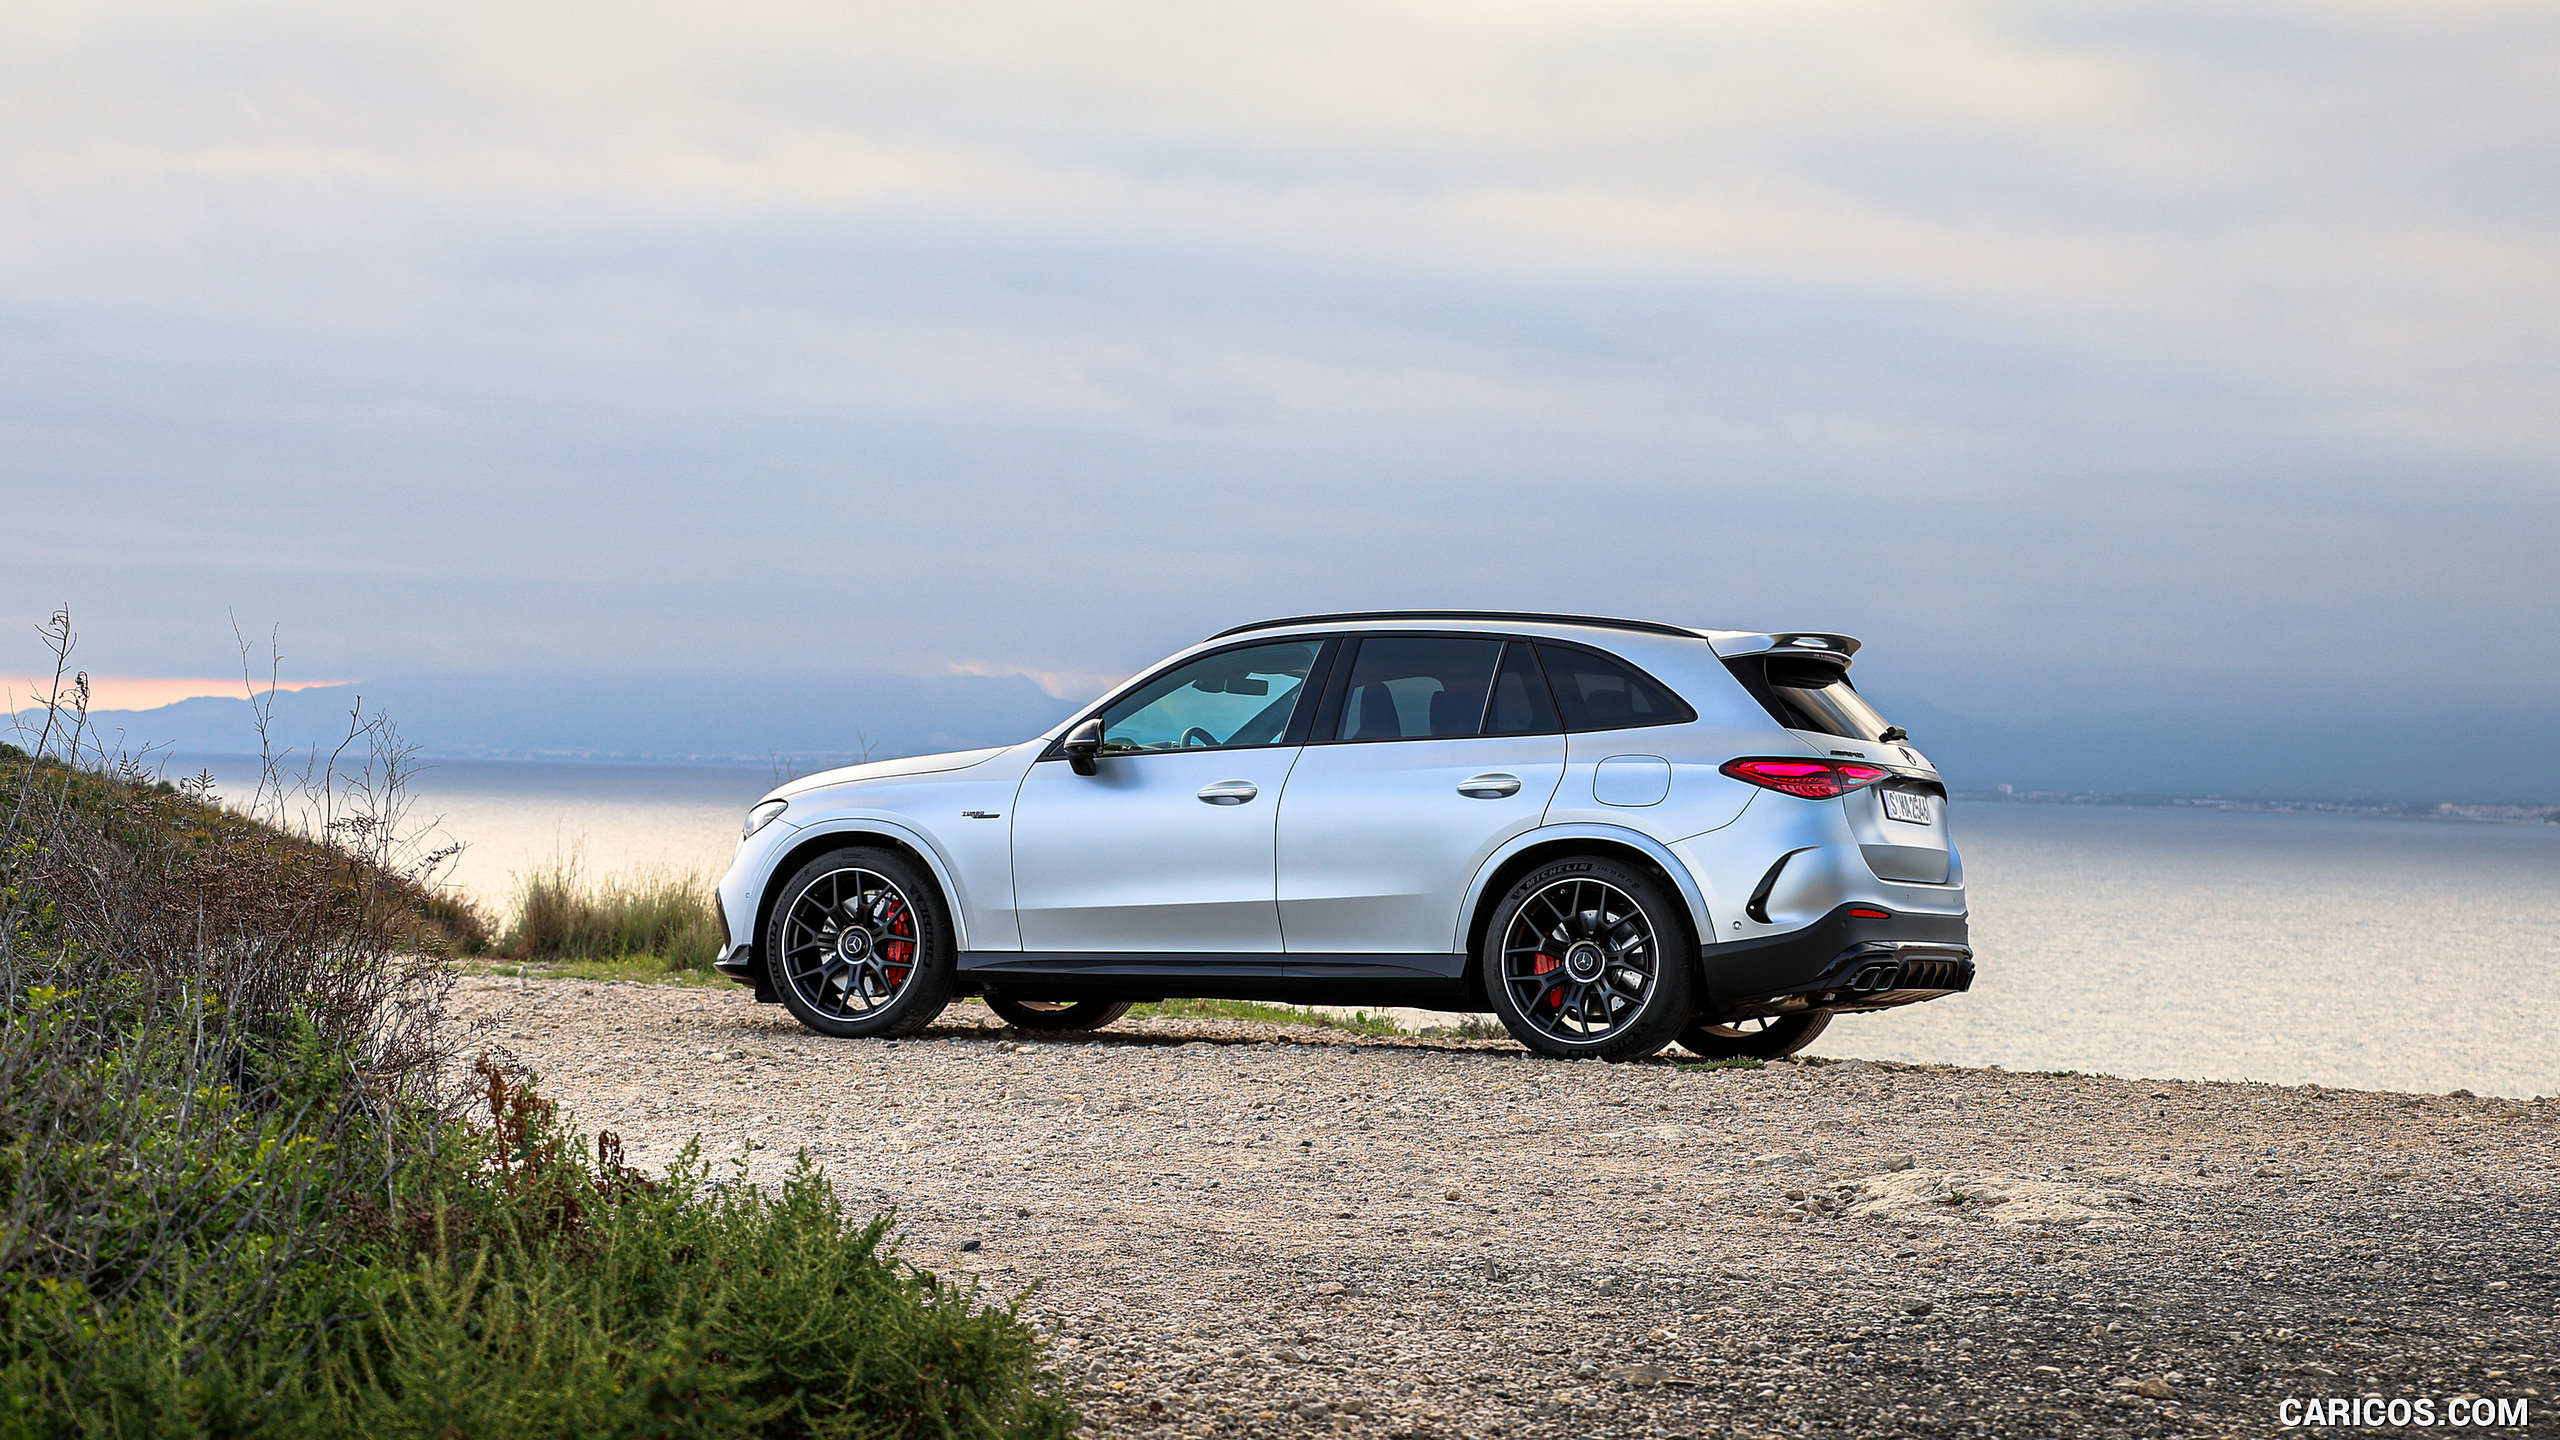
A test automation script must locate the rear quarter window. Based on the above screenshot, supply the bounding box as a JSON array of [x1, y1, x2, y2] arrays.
[[1534, 644, 1696, 733]]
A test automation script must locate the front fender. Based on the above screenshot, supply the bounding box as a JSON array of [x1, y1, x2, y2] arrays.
[[1451, 823, 1716, 955], [753, 814, 977, 954]]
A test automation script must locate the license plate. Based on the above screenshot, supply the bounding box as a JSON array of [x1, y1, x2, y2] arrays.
[[1882, 788, 1934, 825]]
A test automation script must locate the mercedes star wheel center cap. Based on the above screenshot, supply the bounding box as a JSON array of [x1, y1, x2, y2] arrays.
[[835, 928, 874, 964], [1563, 940, 1607, 981]]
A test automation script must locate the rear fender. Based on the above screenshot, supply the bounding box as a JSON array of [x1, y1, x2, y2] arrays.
[[1455, 823, 1715, 956]]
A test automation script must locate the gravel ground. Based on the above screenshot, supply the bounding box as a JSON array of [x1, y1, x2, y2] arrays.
[[454, 978, 2559, 1438]]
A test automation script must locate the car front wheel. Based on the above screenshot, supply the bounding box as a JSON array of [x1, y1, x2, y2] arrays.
[[766, 847, 956, 1039], [1483, 856, 1693, 1062]]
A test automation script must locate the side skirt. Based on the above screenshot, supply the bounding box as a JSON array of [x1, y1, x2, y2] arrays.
[[957, 951, 1479, 1011]]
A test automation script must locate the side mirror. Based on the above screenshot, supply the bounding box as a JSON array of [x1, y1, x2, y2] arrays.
[[1062, 718, 1104, 776]]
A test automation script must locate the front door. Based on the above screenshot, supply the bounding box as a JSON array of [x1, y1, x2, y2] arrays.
[[1277, 637, 1566, 953], [1010, 639, 1325, 952]]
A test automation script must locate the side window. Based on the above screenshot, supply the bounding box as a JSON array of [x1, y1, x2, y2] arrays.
[[1483, 641, 1561, 735], [1098, 641, 1323, 753], [1535, 644, 1695, 733], [1333, 637, 1502, 741]]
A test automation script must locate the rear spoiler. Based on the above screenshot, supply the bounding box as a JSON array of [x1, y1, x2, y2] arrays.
[[1704, 631, 1862, 661]]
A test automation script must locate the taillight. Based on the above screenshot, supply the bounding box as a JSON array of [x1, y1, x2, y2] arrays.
[[1721, 757, 1889, 799]]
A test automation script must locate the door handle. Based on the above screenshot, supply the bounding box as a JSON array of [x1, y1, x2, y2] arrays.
[[1457, 773, 1523, 799], [1196, 780, 1259, 805]]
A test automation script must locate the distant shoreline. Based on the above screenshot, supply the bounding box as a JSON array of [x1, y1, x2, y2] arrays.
[[1954, 790, 2560, 823], [142, 750, 2560, 821], [71, 744, 2560, 824]]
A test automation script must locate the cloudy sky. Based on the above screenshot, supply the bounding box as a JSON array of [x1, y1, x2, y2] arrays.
[[5, 0, 2555, 731]]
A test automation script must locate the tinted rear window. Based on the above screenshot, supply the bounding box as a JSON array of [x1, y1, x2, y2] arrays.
[[1534, 644, 1695, 733], [1334, 637, 1503, 740], [1727, 653, 1894, 741]]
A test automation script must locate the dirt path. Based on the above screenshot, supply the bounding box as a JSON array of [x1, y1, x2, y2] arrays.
[[454, 978, 2558, 1439]]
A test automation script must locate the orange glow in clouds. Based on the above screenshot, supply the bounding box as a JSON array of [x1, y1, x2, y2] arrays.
[[9, 675, 350, 714]]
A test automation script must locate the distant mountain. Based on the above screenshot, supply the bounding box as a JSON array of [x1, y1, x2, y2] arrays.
[[10, 671, 1081, 767], [16, 674, 2554, 804]]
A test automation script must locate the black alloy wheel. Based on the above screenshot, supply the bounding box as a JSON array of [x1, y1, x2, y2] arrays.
[[984, 996, 1134, 1032], [1677, 1011, 1831, 1060], [1483, 856, 1693, 1061], [766, 846, 955, 1039]]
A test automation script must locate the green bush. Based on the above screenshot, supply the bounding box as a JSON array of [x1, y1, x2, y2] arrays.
[[2, 685, 1070, 1439], [503, 858, 722, 973], [0, 1060, 1071, 1440]]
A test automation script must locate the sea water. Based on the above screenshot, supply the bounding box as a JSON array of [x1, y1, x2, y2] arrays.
[[167, 756, 2558, 1097], [168, 753, 772, 908], [1810, 802, 2559, 1098]]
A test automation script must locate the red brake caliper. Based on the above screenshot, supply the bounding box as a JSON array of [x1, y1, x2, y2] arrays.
[[1532, 953, 1561, 1008], [881, 898, 913, 988]]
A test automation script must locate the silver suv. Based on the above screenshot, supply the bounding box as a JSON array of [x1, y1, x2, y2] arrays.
[[713, 611, 1971, 1062]]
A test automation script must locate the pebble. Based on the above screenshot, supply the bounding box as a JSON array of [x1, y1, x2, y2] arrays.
[[454, 980, 2560, 1439]]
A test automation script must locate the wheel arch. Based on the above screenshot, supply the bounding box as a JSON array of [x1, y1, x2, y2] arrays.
[[751, 820, 971, 988], [1455, 825, 1714, 996]]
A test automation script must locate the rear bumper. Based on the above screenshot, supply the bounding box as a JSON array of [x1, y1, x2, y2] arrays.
[[1698, 904, 1972, 1022]]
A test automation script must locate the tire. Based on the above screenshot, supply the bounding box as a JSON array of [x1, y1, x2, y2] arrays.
[[1481, 855, 1694, 1062], [1678, 1011, 1831, 1060], [985, 996, 1133, 1033], [765, 846, 956, 1039]]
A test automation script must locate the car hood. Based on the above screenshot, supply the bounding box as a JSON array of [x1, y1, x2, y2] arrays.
[[766, 745, 1011, 801]]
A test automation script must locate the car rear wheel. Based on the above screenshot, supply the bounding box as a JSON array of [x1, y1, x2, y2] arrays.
[[766, 847, 955, 1039], [1678, 1011, 1830, 1059], [1482, 856, 1693, 1062], [984, 996, 1133, 1032]]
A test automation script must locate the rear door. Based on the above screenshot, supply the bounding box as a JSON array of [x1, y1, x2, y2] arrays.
[[1850, 772, 1952, 883], [1727, 649, 1951, 883], [1276, 637, 1566, 953]]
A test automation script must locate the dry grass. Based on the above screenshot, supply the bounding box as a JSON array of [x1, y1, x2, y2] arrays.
[[499, 854, 721, 974], [1127, 997, 1402, 1034]]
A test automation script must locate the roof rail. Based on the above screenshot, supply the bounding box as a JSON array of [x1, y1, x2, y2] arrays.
[[1206, 610, 1706, 642]]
